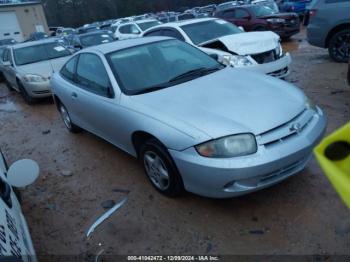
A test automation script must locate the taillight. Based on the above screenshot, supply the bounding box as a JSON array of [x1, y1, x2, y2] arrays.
[[309, 9, 317, 17]]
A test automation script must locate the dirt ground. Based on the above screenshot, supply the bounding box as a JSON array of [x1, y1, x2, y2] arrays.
[[0, 30, 349, 260]]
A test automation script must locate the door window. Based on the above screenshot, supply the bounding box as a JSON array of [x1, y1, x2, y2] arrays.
[[76, 53, 112, 97], [119, 24, 140, 34], [234, 9, 250, 19], [222, 10, 235, 19], [60, 56, 78, 82], [144, 29, 163, 37]]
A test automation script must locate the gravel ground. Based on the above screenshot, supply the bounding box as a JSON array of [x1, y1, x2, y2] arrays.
[[0, 31, 349, 259]]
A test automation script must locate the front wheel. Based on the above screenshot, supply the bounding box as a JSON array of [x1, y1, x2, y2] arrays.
[[58, 103, 81, 133], [328, 29, 350, 63], [140, 139, 184, 197]]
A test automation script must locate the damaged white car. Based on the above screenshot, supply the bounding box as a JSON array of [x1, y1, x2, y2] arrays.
[[143, 18, 291, 78]]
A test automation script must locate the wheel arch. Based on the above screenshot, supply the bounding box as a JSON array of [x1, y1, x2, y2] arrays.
[[325, 23, 350, 48], [131, 131, 162, 158]]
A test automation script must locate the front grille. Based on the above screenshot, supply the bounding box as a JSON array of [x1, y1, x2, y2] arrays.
[[33, 90, 50, 94], [267, 67, 289, 77], [251, 49, 279, 64], [257, 109, 315, 147]]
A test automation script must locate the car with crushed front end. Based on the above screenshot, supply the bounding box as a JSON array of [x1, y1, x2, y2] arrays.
[[1, 39, 72, 104], [0, 149, 39, 260], [51, 37, 327, 198], [143, 18, 291, 78]]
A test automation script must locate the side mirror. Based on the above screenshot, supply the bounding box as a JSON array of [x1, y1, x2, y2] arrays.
[[7, 159, 39, 187], [209, 53, 219, 60], [74, 44, 82, 50], [3, 61, 11, 67]]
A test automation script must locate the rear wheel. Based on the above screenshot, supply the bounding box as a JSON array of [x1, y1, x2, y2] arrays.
[[18, 82, 36, 104], [139, 139, 184, 197], [58, 103, 81, 133], [328, 29, 350, 63]]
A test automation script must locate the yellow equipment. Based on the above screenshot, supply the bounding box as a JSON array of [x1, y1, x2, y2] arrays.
[[314, 123, 350, 208]]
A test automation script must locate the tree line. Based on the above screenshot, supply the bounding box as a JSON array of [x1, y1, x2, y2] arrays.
[[41, 0, 226, 27]]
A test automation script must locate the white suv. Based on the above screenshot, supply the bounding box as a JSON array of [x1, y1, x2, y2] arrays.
[[113, 19, 162, 40]]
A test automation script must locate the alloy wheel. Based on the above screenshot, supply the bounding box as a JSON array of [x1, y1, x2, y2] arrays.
[[143, 151, 170, 191]]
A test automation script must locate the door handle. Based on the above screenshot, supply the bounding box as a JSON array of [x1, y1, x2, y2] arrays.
[[71, 92, 78, 99]]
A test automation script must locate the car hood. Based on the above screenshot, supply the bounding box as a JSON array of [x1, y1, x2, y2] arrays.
[[17, 56, 71, 79], [131, 67, 306, 139], [200, 31, 279, 55]]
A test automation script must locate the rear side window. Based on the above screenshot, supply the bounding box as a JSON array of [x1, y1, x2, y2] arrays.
[[60, 56, 77, 81], [221, 10, 235, 19], [162, 29, 185, 41], [76, 53, 111, 97], [144, 29, 163, 37], [235, 9, 250, 19]]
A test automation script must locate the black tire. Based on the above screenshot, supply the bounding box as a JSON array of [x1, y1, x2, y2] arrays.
[[4, 78, 14, 91], [139, 139, 184, 197], [328, 29, 350, 63], [18, 82, 36, 104], [58, 102, 81, 133]]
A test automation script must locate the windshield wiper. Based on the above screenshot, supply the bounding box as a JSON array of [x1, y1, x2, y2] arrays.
[[132, 66, 223, 95], [169, 66, 222, 82]]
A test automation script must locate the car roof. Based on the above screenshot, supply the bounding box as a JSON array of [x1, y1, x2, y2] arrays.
[[12, 38, 59, 49], [78, 30, 111, 37], [84, 36, 171, 54], [147, 18, 217, 29]]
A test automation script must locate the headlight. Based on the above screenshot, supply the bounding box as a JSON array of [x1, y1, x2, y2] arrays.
[[221, 55, 253, 67], [306, 98, 318, 112], [267, 18, 285, 23], [23, 74, 47, 83], [275, 42, 283, 57], [195, 134, 257, 158]]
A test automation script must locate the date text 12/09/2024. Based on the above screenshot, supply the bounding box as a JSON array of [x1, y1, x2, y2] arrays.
[[127, 256, 220, 261]]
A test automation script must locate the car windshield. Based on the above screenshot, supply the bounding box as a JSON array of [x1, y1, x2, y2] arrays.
[[107, 39, 223, 95], [249, 5, 278, 17], [80, 33, 114, 47], [137, 21, 162, 31], [181, 20, 242, 45], [14, 42, 71, 66]]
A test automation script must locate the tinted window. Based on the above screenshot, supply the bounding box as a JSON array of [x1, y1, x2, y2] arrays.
[[14, 43, 71, 66], [221, 10, 235, 19], [235, 9, 250, 19], [76, 53, 111, 97], [162, 29, 185, 41], [0, 48, 5, 61], [107, 39, 222, 95], [137, 21, 162, 31], [119, 24, 140, 34], [181, 20, 242, 45], [2, 49, 9, 62], [249, 6, 278, 17], [80, 33, 114, 47], [144, 29, 163, 37], [60, 56, 77, 81]]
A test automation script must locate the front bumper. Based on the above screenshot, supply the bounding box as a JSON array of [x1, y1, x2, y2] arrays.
[[169, 109, 327, 198], [23, 80, 52, 98], [244, 53, 292, 78]]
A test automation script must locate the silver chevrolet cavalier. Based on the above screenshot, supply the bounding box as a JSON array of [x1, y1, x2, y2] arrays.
[[51, 37, 327, 198]]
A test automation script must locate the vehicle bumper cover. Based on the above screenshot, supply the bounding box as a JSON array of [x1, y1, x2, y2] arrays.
[[169, 109, 327, 198], [23, 80, 52, 98], [244, 53, 292, 78]]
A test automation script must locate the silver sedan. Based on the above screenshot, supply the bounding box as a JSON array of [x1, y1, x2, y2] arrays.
[[51, 37, 327, 198]]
